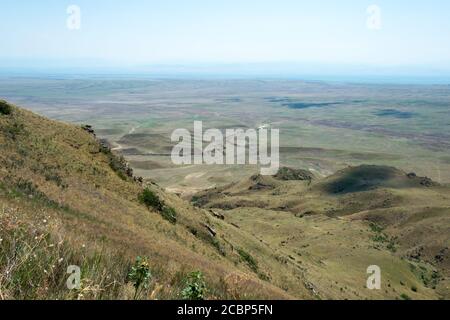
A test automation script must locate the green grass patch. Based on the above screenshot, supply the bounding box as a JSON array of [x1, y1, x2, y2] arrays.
[[400, 293, 412, 300], [1, 120, 24, 141], [139, 188, 177, 224], [100, 144, 133, 181], [369, 222, 384, 233], [0, 100, 12, 115], [139, 188, 164, 211], [161, 206, 177, 224], [237, 248, 258, 273]]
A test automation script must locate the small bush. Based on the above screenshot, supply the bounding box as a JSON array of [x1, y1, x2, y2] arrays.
[[161, 206, 177, 224], [181, 271, 207, 300], [387, 240, 397, 253], [139, 188, 164, 211], [189, 226, 224, 255], [0, 100, 12, 115], [128, 256, 152, 299], [400, 293, 412, 300], [2, 121, 24, 140], [109, 155, 132, 180], [191, 195, 208, 207], [45, 173, 67, 189], [237, 248, 258, 273], [369, 222, 384, 233], [99, 144, 133, 180], [372, 233, 388, 243], [211, 238, 226, 256], [139, 188, 177, 224]]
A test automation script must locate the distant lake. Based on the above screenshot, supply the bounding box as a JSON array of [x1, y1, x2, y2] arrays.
[[375, 109, 416, 119]]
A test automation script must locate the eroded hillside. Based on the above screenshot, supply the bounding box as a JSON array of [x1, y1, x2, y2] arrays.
[[193, 166, 450, 299]]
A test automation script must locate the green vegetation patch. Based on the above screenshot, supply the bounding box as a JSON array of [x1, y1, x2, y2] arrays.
[[128, 256, 152, 299], [100, 143, 133, 181], [139, 188, 164, 211], [409, 263, 442, 289], [139, 188, 177, 224], [400, 293, 412, 300], [1, 120, 25, 141], [0, 100, 12, 115], [237, 248, 258, 273], [369, 222, 398, 253], [161, 206, 177, 224], [369, 222, 384, 233], [275, 167, 314, 182], [189, 226, 226, 256], [181, 271, 207, 300]]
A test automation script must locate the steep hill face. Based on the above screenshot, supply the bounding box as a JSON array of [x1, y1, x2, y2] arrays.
[[0, 101, 305, 300], [1, 101, 449, 300]]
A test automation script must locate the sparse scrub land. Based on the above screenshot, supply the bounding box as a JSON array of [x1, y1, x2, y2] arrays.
[[369, 222, 398, 253], [410, 263, 442, 289], [369, 222, 384, 234], [1, 101, 449, 300], [2, 104, 293, 300]]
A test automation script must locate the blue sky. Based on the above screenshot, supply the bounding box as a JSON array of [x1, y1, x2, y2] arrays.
[[1, 0, 450, 75]]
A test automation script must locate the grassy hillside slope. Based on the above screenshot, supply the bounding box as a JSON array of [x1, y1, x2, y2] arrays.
[[0, 101, 304, 300]]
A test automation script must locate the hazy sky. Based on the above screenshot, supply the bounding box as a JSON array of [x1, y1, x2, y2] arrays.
[[1, 0, 450, 72]]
